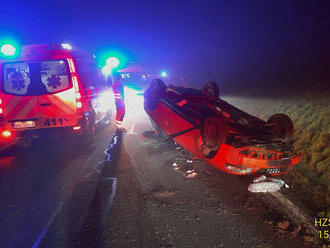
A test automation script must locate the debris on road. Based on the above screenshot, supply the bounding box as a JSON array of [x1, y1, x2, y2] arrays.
[[172, 162, 180, 170], [186, 169, 197, 178], [277, 220, 290, 230], [186, 172, 197, 178], [151, 190, 176, 198], [253, 175, 267, 183], [248, 175, 289, 193]]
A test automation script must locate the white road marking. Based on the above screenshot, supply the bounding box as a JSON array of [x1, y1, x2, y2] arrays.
[[32, 201, 65, 248], [32, 132, 120, 248], [32, 155, 93, 248], [95, 160, 106, 174], [102, 177, 117, 219], [33, 126, 124, 248], [129, 119, 136, 134]]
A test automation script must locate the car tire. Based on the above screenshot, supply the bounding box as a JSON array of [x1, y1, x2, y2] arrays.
[[267, 113, 294, 143], [201, 81, 219, 98], [87, 113, 96, 139], [144, 79, 166, 111], [78, 115, 96, 146]]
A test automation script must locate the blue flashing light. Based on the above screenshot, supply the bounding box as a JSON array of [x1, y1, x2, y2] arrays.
[[102, 57, 121, 76], [102, 64, 112, 76], [161, 71, 168, 77], [0, 44, 16, 56], [96, 49, 127, 70]]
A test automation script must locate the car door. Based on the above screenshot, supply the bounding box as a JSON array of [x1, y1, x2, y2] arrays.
[[37, 60, 78, 128]]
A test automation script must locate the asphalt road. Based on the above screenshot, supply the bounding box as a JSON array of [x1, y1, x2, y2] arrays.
[[0, 124, 116, 248], [0, 95, 320, 248], [97, 115, 315, 248]]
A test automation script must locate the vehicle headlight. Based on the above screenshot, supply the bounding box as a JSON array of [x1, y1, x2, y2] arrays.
[[94, 90, 112, 112]]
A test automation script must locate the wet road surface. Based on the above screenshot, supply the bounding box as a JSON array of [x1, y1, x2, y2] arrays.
[[0, 125, 115, 248]]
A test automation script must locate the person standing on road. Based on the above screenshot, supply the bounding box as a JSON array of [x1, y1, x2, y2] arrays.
[[111, 71, 126, 132]]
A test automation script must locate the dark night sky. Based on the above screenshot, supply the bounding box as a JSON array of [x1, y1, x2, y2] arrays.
[[1, 0, 330, 91]]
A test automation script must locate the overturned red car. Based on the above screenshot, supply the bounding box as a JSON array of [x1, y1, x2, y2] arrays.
[[144, 79, 301, 176]]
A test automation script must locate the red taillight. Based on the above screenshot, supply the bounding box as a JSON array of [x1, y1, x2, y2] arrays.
[[1, 130, 12, 138], [68, 60, 83, 114], [75, 91, 82, 108], [76, 102, 82, 108], [72, 75, 79, 89], [75, 92, 81, 100], [0, 98, 4, 120], [67, 58, 76, 73]]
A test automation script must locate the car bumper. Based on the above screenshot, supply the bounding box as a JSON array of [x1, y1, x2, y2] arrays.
[[204, 143, 301, 175], [0, 126, 82, 150]]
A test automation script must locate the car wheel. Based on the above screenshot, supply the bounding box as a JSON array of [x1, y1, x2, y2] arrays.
[[79, 116, 96, 146], [90, 118, 96, 136], [201, 81, 219, 98], [267, 113, 294, 143], [144, 79, 166, 111]]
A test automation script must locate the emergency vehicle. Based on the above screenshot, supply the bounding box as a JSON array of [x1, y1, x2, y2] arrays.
[[144, 79, 301, 176], [0, 43, 111, 149], [117, 63, 148, 92]]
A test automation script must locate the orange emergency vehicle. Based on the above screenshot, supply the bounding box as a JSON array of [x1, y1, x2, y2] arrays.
[[0, 43, 111, 149]]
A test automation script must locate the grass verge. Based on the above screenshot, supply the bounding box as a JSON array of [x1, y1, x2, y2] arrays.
[[223, 87, 330, 217]]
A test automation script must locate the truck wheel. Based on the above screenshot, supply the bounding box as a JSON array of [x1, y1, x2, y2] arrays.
[[201, 81, 219, 98], [267, 114, 294, 143], [144, 79, 166, 111]]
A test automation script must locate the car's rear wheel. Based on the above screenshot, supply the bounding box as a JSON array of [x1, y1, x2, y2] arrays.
[[267, 113, 294, 143], [201, 81, 219, 98]]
